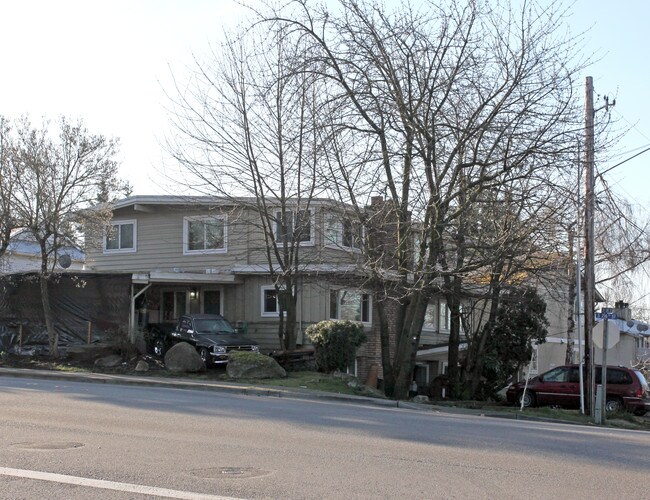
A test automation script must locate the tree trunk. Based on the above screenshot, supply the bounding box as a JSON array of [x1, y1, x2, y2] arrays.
[[378, 289, 427, 399], [565, 228, 577, 365], [447, 296, 462, 398], [465, 275, 502, 399], [376, 293, 396, 396], [285, 292, 298, 351], [445, 274, 464, 398]]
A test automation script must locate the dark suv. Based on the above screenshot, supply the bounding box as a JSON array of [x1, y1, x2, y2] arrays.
[[158, 314, 259, 365], [506, 364, 650, 415]]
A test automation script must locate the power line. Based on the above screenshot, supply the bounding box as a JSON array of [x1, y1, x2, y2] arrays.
[[598, 145, 650, 178]]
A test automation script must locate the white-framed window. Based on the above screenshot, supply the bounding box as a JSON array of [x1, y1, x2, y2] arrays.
[[261, 285, 283, 317], [413, 230, 432, 268], [183, 215, 227, 254], [104, 219, 136, 253], [414, 363, 431, 388], [422, 303, 437, 331], [329, 289, 371, 324], [459, 303, 467, 334], [325, 215, 364, 250], [439, 300, 450, 332], [274, 208, 314, 245]]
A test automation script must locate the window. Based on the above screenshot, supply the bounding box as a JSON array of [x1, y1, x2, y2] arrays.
[[275, 209, 313, 245], [325, 215, 363, 250], [329, 289, 371, 324], [261, 285, 291, 317], [542, 367, 569, 382], [342, 219, 363, 249], [422, 303, 437, 331], [162, 291, 187, 321], [439, 301, 450, 331], [423, 300, 464, 333], [595, 368, 633, 385], [183, 216, 226, 254], [104, 220, 136, 253]]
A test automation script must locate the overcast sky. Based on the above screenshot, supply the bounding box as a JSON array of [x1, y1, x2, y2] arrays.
[[1, 0, 648, 206]]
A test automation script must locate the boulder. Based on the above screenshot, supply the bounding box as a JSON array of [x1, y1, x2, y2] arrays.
[[93, 354, 123, 369], [134, 359, 149, 372], [412, 395, 430, 404], [227, 352, 287, 379], [164, 342, 205, 373]]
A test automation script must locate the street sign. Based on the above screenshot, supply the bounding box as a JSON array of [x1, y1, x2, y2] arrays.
[[592, 321, 620, 349]]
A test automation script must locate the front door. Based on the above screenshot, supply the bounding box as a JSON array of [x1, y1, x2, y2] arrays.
[[204, 290, 221, 315]]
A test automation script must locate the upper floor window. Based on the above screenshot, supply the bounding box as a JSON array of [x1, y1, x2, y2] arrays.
[[183, 215, 227, 254], [439, 300, 450, 332], [275, 209, 314, 245], [329, 289, 371, 324], [422, 303, 437, 331], [422, 299, 462, 333], [104, 220, 136, 253], [325, 215, 364, 250]]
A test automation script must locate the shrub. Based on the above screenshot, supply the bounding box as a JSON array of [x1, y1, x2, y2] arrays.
[[305, 320, 367, 373], [228, 350, 263, 363]]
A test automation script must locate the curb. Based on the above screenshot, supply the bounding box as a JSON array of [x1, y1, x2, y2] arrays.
[[6, 367, 638, 428], [0, 367, 402, 409]]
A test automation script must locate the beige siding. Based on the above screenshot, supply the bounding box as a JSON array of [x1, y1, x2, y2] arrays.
[[220, 275, 331, 351], [87, 205, 254, 272], [88, 204, 364, 272]]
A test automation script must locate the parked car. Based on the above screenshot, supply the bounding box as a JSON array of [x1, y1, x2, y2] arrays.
[[506, 364, 650, 416], [149, 314, 259, 365]]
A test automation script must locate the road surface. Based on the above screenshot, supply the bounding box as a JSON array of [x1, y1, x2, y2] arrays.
[[1, 375, 648, 499]]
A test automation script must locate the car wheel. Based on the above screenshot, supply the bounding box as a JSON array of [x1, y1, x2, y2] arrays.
[[632, 409, 647, 417], [198, 347, 210, 365], [605, 397, 624, 413], [518, 390, 536, 408], [153, 338, 165, 357]]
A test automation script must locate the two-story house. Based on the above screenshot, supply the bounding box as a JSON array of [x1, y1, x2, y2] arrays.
[[83, 196, 387, 379]]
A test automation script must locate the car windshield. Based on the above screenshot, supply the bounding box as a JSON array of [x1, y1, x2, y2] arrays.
[[193, 318, 235, 335]]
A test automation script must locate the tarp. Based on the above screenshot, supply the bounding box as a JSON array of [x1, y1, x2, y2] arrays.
[[0, 272, 132, 346]]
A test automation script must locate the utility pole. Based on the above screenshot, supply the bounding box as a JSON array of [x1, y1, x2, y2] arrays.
[[583, 76, 595, 416]]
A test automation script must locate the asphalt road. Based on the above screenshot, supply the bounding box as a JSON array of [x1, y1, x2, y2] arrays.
[[1, 375, 648, 499]]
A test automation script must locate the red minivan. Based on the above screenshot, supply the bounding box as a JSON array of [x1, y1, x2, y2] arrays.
[[506, 364, 650, 415]]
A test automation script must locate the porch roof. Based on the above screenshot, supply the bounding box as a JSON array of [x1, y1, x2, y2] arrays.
[[132, 271, 242, 285], [416, 343, 467, 361]]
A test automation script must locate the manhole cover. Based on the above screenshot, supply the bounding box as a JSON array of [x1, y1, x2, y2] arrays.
[[12, 442, 84, 450], [190, 467, 272, 479]]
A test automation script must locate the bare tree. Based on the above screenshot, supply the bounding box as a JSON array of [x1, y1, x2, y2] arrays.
[[0, 116, 20, 260], [12, 117, 123, 357], [266, 0, 588, 398], [166, 22, 326, 350]]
